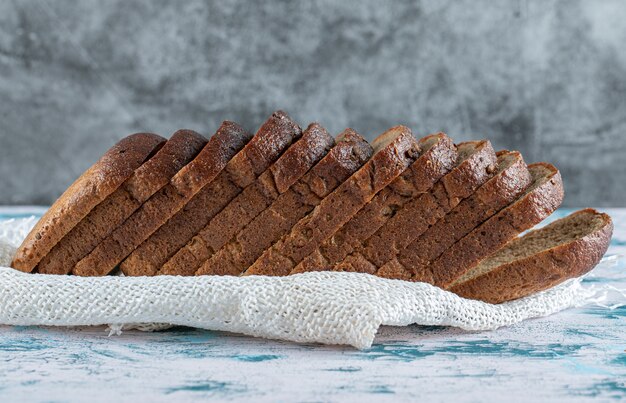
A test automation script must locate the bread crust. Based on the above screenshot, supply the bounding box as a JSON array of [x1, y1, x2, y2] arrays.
[[244, 126, 419, 277], [429, 163, 565, 288], [118, 111, 301, 276], [292, 133, 457, 274], [37, 130, 207, 274], [11, 133, 166, 273], [199, 129, 372, 276], [160, 123, 334, 276], [379, 150, 531, 281], [73, 121, 252, 276], [449, 209, 613, 303]]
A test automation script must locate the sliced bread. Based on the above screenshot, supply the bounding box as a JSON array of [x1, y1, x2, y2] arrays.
[[318, 140, 498, 275], [292, 133, 457, 274], [73, 121, 253, 276], [377, 150, 531, 280], [449, 208, 612, 303], [159, 123, 334, 276], [244, 125, 420, 276], [37, 130, 207, 274], [118, 111, 301, 276], [427, 163, 565, 288], [11, 133, 166, 273], [199, 129, 372, 276]]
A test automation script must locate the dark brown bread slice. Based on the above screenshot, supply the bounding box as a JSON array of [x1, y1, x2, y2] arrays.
[[377, 150, 531, 280], [159, 123, 334, 276], [244, 125, 420, 277], [198, 129, 372, 276], [36, 131, 207, 275], [425, 163, 565, 288], [73, 121, 253, 276], [449, 208, 612, 303], [11, 133, 165, 273], [117, 111, 301, 277], [322, 140, 498, 276], [292, 133, 457, 274]]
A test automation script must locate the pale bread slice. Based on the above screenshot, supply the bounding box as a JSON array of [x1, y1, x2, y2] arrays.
[[449, 208, 612, 303]]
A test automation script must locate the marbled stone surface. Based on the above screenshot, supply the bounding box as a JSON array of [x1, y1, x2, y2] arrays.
[[1, 0, 625, 206]]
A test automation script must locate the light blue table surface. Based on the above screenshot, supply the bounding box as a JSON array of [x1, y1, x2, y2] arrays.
[[0, 207, 624, 402]]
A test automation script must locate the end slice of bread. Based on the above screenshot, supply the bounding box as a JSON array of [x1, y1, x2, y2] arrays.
[[449, 208, 613, 303], [11, 133, 166, 273]]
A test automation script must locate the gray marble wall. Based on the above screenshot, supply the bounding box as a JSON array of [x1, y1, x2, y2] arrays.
[[1, 0, 624, 206]]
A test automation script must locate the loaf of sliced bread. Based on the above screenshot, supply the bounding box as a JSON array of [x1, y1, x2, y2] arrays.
[[159, 123, 334, 276], [377, 150, 531, 280], [244, 126, 420, 276], [9, 110, 611, 310], [37, 130, 207, 274], [11, 133, 166, 273], [199, 129, 372, 276], [449, 208, 612, 303], [427, 163, 565, 288], [292, 133, 457, 274], [72, 121, 253, 276], [118, 111, 301, 276]]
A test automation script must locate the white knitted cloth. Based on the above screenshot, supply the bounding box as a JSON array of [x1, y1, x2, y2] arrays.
[[0, 217, 598, 349]]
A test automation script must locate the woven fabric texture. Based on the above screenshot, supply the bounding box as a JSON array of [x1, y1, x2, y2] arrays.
[[0, 217, 595, 349]]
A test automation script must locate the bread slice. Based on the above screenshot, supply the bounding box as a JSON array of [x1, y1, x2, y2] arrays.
[[37, 130, 207, 274], [449, 208, 612, 303], [11, 133, 166, 273], [199, 128, 372, 276], [159, 123, 334, 276], [319, 140, 498, 275], [292, 133, 457, 274], [426, 163, 565, 288], [377, 150, 531, 280], [117, 111, 301, 277], [73, 121, 254, 276], [243, 125, 420, 277]]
